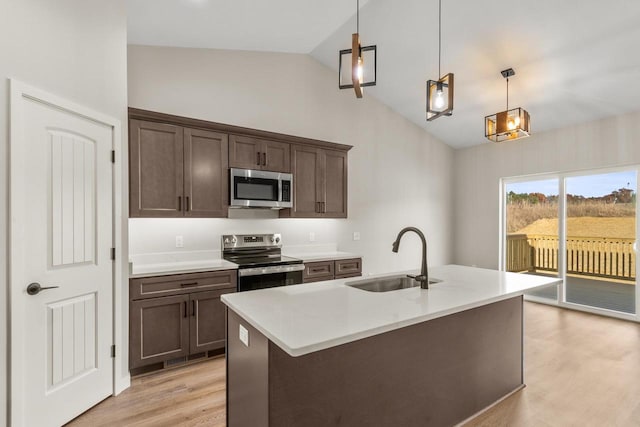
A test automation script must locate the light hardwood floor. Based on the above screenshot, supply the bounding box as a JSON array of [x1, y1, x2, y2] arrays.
[[69, 302, 640, 426], [66, 356, 226, 427]]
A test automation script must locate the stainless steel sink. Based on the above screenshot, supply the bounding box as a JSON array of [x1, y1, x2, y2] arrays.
[[346, 275, 442, 292]]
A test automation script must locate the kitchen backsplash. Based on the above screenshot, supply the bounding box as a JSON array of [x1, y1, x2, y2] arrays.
[[128, 216, 341, 256]]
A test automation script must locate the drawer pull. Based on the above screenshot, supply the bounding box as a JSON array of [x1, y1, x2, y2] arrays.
[[183, 301, 187, 318], [310, 267, 326, 273], [181, 282, 199, 287]]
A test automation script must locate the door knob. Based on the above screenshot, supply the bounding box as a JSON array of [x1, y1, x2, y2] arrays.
[[26, 282, 59, 295]]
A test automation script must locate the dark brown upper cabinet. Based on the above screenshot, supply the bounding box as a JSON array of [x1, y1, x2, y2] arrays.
[[229, 135, 290, 173], [129, 119, 184, 217], [184, 128, 229, 217], [129, 119, 228, 218], [282, 145, 348, 218], [128, 108, 352, 219]]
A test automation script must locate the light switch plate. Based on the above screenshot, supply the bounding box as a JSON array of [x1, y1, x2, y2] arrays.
[[175, 235, 184, 248], [353, 232, 361, 241], [309, 232, 316, 242], [239, 324, 249, 347]]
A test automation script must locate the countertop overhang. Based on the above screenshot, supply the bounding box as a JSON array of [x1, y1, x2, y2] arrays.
[[221, 264, 561, 357]]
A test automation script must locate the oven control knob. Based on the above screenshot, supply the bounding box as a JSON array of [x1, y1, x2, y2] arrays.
[[270, 237, 275, 243], [224, 238, 230, 244], [231, 238, 237, 244], [275, 237, 280, 243]]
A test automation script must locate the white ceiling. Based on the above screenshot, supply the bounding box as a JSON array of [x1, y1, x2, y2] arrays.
[[126, 0, 370, 53], [127, 0, 640, 149]]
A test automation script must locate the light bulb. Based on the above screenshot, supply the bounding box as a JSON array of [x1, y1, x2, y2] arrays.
[[357, 57, 364, 84], [506, 114, 521, 130], [434, 90, 445, 109]]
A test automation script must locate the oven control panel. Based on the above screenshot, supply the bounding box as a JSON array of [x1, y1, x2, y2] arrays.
[[222, 233, 282, 250]]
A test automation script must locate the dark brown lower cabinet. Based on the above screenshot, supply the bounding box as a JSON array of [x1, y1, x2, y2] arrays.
[[189, 289, 231, 354], [129, 270, 237, 371], [130, 294, 190, 369], [303, 258, 362, 283]]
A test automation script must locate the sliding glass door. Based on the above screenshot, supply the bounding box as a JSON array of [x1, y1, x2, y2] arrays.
[[504, 178, 560, 302], [503, 167, 638, 317], [565, 171, 636, 314]]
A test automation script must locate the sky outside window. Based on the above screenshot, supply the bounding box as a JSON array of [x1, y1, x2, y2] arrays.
[[508, 171, 636, 197]]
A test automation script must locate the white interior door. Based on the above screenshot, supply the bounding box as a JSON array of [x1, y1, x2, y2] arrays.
[[10, 86, 114, 426]]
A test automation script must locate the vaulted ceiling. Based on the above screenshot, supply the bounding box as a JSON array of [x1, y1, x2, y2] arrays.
[[127, 0, 640, 149]]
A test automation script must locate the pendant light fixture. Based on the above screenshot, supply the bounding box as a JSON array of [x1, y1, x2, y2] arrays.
[[485, 68, 531, 142], [426, 0, 454, 121], [338, 0, 377, 98]]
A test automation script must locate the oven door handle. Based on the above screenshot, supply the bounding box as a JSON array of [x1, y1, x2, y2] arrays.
[[238, 264, 305, 277]]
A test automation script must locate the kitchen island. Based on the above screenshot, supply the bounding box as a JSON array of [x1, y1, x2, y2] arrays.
[[222, 265, 561, 427]]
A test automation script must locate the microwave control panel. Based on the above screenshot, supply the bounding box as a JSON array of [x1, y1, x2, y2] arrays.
[[281, 180, 291, 202]]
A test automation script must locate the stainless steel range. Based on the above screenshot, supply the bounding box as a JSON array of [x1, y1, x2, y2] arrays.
[[222, 233, 304, 292]]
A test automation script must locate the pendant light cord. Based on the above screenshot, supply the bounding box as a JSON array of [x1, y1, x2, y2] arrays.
[[357, 0, 359, 34], [438, 0, 442, 78], [506, 78, 509, 110]]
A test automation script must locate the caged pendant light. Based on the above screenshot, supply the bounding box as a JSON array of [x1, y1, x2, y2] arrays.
[[485, 68, 531, 142], [426, 0, 454, 121], [338, 0, 377, 98]]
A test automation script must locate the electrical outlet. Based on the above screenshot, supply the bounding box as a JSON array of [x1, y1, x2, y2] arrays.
[[175, 235, 184, 248], [353, 232, 361, 241], [239, 324, 249, 347], [309, 232, 316, 242]]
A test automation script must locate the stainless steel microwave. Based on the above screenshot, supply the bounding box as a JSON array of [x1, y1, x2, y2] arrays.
[[230, 168, 293, 209]]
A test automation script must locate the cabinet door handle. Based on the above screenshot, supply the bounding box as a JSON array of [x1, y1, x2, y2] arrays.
[[186, 196, 190, 212], [192, 300, 196, 317], [321, 202, 326, 213], [183, 301, 187, 318], [262, 152, 266, 166], [316, 202, 320, 213], [257, 152, 261, 166], [178, 196, 182, 211]]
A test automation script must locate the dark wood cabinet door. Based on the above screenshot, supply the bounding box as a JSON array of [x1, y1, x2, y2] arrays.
[[322, 149, 348, 218], [288, 145, 323, 218], [189, 288, 236, 354], [130, 294, 190, 369], [262, 139, 290, 172], [184, 128, 229, 217], [229, 135, 262, 170], [129, 119, 184, 217]]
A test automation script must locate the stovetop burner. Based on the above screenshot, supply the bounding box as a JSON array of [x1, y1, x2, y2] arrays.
[[221, 233, 301, 268], [223, 254, 302, 269]]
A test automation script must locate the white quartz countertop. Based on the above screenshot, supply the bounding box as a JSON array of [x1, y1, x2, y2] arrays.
[[129, 259, 238, 278], [282, 251, 361, 263], [221, 265, 561, 357]]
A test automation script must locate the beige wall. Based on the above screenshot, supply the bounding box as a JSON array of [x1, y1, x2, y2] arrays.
[[127, 45, 455, 275], [453, 111, 640, 269], [0, 0, 128, 422]]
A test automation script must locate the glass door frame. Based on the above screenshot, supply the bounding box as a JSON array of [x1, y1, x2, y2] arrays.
[[500, 165, 640, 323]]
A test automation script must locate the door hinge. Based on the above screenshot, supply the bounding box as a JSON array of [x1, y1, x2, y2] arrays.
[[110, 247, 116, 260], [111, 150, 115, 163], [111, 345, 116, 358]]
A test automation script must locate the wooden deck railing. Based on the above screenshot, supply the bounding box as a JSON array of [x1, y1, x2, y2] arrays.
[[506, 234, 636, 281]]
